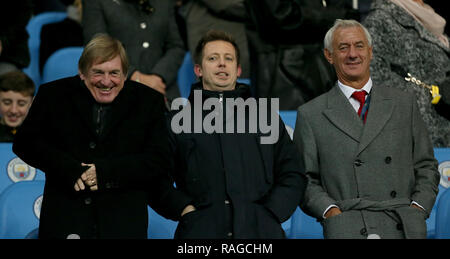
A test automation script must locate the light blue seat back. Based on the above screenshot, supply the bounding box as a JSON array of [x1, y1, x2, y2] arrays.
[[0, 181, 45, 239], [41, 47, 83, 84], [435, 188, 450, 238], [147, 206, 178, 239], [0, 143, 45, 196], [23, 12, 67, 89]]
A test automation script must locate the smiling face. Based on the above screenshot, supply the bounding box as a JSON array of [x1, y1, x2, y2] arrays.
[[324, 26, 373, 89], [0, 91, 33, 128], [194, 40, 242, 92], [79, 55, 125, 104]]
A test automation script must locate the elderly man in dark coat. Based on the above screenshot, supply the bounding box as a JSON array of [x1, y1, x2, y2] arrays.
[[13, 34, 191, 239]]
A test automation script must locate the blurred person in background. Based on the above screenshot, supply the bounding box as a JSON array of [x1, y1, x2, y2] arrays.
[[363, 0, 450, 146], [0, 71, 35, 142], [82, 0, 186, 103]]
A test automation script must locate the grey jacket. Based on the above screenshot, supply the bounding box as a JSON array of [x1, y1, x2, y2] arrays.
[[82, 0, 185, 98], [362, 0, 450, 147], [294, 84, 440, 238]]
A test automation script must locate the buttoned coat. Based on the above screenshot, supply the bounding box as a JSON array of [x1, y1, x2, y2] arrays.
[[294, 84, 440, 239], [362, 0, 450, 147], [13, 76, 190, 239], [82, 0, 185, 99]]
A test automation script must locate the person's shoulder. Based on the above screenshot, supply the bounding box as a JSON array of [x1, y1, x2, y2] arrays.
[[374, 84, 417, 106], [297, 90, 330, 114], [37, 75, 80, 94]]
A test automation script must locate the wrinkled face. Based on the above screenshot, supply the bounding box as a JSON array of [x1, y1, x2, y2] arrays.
[[79, 55, 125, 104], [325, 26, 372, 87], [194, 40, 242, 91], [0, 91, 33, 128]]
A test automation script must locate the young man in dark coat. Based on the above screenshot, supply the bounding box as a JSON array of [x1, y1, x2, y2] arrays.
[[168, 30, 306, 239], [13, 34, 191, 239]]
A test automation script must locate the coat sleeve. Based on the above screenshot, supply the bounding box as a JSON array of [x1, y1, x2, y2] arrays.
[[410, 94, 440, 215], [293, 108, 337, 219], [13, 84, 84, 190], [147, 3, 186, 87], [260, 115, 307, 223]]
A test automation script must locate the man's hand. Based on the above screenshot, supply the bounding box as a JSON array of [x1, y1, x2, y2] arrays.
[[132, 71, 166, 95], [324, 207, 342, 219], [74, 163, 98, 191], [181, 205, 196, 217]]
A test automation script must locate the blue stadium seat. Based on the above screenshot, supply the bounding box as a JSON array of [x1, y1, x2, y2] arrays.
[[0, 180, 45, 239], [288, 207, 323, 239], [435, 188, 450, 238], [147, 206, 178, 239], [23, 12, 67, 89], [41, 47, 83, 84], [279, 110, 298, 140], [426, 148, 450, 238], [177, 52, 196, 99], [237, 78, 251, 86], [0, 143, 45, 196]]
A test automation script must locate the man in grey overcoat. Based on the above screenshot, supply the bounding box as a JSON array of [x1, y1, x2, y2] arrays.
[[293, 19, 440, 239]]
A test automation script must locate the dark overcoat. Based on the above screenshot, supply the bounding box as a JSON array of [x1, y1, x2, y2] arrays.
[[168, 83, 306, 239], [13, 76, 190, 239]]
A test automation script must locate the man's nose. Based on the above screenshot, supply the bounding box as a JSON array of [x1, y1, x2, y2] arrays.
[[348, 46, 358, 58], [9, 103, 19, 113], [218, 57, 226, 67], [100, 74, 113, 85]]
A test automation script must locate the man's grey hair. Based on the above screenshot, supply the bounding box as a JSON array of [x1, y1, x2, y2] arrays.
[[324, 19, 373, 53]]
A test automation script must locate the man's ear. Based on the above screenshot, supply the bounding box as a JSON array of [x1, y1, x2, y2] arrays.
[[194, 64, 202, 78], [324, 48, 334, 65], [237, 65, 242, 77], [79, 70, 86, 81]]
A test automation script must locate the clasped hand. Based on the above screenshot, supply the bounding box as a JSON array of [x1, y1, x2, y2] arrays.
[[74, 163, 98, 191]]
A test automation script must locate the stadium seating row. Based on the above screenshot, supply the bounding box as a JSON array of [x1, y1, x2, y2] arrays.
[[1, 112, 449, 239]]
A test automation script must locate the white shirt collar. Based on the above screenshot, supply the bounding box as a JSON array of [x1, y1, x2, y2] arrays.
[[338, 78, 373, 99]]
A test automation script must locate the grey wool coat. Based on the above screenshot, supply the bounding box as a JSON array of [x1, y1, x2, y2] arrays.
[[362, 0, 450, 147], [293, 84, 440, 239], [82, 0, 185, 100]]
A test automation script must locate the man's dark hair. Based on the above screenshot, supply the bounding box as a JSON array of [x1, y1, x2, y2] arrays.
[[0, 71, 35, 97], [193, 30, 241, 66]]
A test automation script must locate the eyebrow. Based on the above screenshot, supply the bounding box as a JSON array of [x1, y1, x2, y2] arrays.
[[338, 41, 365, 47], [91, 68, 121, 73]]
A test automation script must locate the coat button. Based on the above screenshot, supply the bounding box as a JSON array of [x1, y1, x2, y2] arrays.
[[390, 191, 397, 198], [354, 159, 363, 167], [142, 42, 149, 48], [89, 142, 96, 149], [140, 22, 147, 29], [385, 156, 392, 164], [224, 200, 230, 205], [360, 228, 367, 236], [84, 197, 92, 205], [396, 223, 403, 230]]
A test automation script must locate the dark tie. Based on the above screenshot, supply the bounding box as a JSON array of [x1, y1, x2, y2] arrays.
[[351, 90, 368, 122]]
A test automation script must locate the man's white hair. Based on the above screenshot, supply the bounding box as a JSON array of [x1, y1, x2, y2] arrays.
[[324, 19, 373, 53]]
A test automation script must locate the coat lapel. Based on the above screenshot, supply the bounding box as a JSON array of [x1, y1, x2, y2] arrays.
[[323, 86, 363, 143], [357, 86, 394, 155]]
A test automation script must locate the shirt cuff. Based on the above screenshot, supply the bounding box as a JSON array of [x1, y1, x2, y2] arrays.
[[323, 204, 339, 219], [411, 201, 425, 211]]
